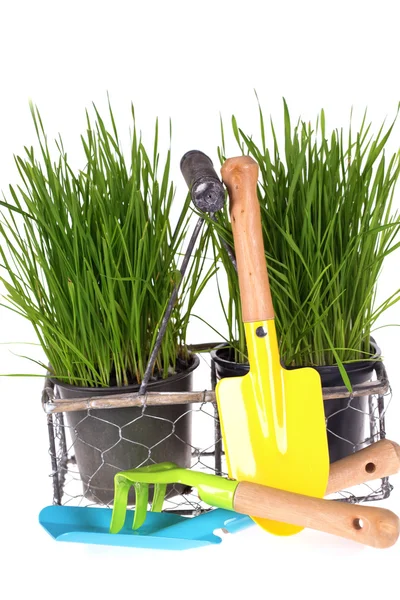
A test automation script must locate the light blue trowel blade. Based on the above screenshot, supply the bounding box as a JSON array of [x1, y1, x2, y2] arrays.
[[39, 506, 252, 550]]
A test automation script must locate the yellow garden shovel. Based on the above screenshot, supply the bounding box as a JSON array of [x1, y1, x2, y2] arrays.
[[216, 155, 330, 536]]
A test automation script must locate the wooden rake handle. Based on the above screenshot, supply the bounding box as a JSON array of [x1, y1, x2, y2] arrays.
[[233, 440, 400, 548], [234, 482, 399, 548], [221, 155, 274, 322]]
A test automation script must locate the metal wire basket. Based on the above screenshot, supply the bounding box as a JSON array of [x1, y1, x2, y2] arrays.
[[42, 346, 393, 514]]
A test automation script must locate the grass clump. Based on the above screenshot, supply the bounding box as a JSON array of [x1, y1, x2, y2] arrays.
[[0, 101, 215, 387], [212, 99, 400, 382]]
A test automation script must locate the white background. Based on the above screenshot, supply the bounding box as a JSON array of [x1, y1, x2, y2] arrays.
[[0, 1, 399, 599]]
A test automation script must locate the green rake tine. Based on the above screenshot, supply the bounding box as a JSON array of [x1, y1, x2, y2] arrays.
[[109, 477, 131, 534], [152, 483, 167, 513], [132, 482, 149, 530]]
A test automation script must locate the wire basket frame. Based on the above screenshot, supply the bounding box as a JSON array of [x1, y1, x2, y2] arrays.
[[42, 350, 393, 514]]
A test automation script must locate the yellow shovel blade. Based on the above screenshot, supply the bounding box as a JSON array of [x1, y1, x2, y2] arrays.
[[215, 320, 330, 536]]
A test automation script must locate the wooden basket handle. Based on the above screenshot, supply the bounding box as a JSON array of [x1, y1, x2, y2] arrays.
[[221, 156, 274, 322]]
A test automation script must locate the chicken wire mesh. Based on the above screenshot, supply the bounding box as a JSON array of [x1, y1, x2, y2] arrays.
[[42, 351, 393, 516]]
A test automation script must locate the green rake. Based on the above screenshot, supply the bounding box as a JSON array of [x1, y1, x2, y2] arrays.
[[109, 444, 400, 549]]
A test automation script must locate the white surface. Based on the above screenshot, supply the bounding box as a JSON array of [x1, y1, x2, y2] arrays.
[[0, 1, 399, 598]]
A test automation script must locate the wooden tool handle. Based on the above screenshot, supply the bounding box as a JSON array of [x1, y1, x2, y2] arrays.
[[221, 156, 274, 322], [327, 439, 400, 495], [234, 481, 399, 548]]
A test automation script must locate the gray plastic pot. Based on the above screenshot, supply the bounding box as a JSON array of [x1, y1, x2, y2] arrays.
[[51, 354, 199, 504]]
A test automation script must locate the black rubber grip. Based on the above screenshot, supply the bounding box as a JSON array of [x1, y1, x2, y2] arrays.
[[180, 150, 225, 213]]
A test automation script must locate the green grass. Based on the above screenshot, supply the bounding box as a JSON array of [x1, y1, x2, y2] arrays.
[[0, 100, 215, 387], [211, 99, 400, 383]]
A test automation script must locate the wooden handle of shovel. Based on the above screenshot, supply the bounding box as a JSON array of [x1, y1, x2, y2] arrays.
[[326, 439, 400, 495], [234, 481, 400, 548], [221, 156, 274, 322]]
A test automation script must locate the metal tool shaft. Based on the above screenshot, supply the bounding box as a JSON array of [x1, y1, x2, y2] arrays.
[[138, 216, 205, 396], [138, 150, 236, 397]]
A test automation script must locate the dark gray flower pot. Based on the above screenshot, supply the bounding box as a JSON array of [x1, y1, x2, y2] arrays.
[[51, 354, 199, 504]]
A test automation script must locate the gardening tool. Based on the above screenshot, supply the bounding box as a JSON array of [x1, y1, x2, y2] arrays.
[[39, 438, 400, 549], [109, 439, 400, 549], [216, 155, 330, 536], [180, 150, 237, 270], [39, 504, 251, 550], [138, 150, 225, 396]]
